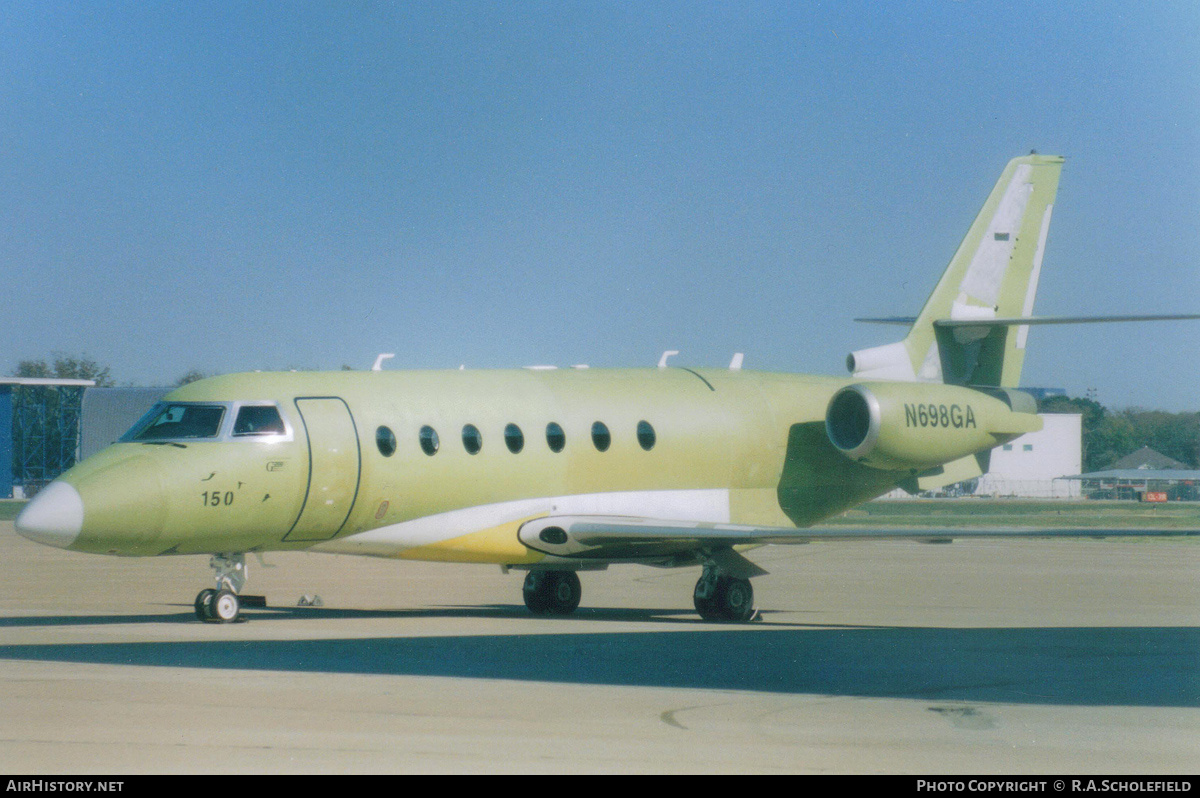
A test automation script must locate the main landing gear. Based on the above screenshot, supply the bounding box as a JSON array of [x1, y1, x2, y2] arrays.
[[693, 564, 758, 623], [517, 565, 759, 622], [522, 570, 583, 615], [195, 553, 248, 623]]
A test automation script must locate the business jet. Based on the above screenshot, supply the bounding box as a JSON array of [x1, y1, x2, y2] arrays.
[[16, 154, 1199, 623]]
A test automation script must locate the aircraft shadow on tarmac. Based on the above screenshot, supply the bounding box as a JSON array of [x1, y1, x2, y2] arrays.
[[0, 606, 1195, 708], [0, 604, 710, 627]]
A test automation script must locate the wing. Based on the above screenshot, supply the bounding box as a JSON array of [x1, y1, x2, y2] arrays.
[[517, 514, 1199, 573]]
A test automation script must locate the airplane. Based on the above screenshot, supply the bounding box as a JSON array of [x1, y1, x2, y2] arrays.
[[14, 153, 1200, 624]]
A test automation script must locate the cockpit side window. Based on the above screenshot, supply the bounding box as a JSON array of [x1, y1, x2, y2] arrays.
[[233, 405, 286, 437], [130, 403, 226, 441]]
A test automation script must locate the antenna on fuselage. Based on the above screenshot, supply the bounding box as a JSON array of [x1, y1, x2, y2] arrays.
[[658, 350, 679, 368], [372, 353, 395, 371]]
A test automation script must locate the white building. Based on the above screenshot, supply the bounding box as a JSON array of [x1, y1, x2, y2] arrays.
[[972, 413, 1082, 498]]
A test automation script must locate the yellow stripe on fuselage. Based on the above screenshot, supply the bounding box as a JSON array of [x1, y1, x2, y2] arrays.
[[393, 515, 545, 564]]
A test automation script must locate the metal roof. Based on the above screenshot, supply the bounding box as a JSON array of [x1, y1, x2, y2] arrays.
[[1063, 469, 1200, 481], [0, 378, 96, 387], [1110, 446, 1189, 471]]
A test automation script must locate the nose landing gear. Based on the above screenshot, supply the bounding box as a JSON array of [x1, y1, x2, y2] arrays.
[[194, 553, 248, 623]]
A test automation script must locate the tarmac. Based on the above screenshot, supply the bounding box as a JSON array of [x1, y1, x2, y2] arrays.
[[0, 518, 1196, 774]]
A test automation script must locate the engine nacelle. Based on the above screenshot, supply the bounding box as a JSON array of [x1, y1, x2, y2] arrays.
[[825, 382, 1042, 470]]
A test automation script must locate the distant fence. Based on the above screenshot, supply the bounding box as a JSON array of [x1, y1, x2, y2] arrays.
[[973, 477, 1080, 499], [882, 478, 1080, 500]]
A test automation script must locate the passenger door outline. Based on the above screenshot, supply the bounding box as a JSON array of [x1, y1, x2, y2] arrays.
[[285, 397, 361, 541]]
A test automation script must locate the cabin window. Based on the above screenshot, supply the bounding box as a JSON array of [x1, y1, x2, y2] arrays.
[[637, 420, 656, 451], [130, 403, 226, 441], [376, 426, 397, 457], [419, 425, 440, 456], [233, 405, 286, 437], [591, 421, 611, 452], [505, 423, 524, 454], [462, 424, 483, 455], [546, 422, 566, 453]]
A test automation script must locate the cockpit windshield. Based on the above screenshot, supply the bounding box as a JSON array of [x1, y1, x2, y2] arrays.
[[233, 404, 286, 436], [128, 403, 227, 441]]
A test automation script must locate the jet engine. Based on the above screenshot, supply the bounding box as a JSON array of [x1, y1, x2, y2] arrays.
[[825, 382, 1041, 470]]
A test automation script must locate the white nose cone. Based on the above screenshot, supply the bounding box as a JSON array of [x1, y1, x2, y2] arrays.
[[15, 481, 84, 549]]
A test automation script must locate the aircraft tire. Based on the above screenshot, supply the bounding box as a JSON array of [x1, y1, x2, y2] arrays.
[[546, 571, 581, 615], [523, 571, 582, 615], [194, 588, 216, 622], [212, 589, 241, 623], [719, 577, 755, 623], [694, 576, 755, 622], [694, 587, 718, 620], [523, 571, 551, 614]]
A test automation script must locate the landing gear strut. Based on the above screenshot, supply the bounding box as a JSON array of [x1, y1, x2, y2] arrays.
[[523, 570, 582, 615], [194, 553, 247, 623], [693, 564, 757, 622]]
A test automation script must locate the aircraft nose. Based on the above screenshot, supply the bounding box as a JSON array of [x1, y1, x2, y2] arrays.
[[15, 481, 84, 549]]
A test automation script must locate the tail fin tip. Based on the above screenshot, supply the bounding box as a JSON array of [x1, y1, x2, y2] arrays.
[[849, 154, 1064, 387]]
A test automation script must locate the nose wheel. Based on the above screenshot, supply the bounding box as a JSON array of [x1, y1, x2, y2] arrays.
[[194, 588, 216, 619], [195, 588, 242, 623], [194, 553, 247, 623]]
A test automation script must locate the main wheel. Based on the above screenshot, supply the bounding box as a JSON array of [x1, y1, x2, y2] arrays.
[[694, 571, 722, 620], [694, 580, 719, 620], [718, 577, 755, 622], [194, 588, 216, 621], [523, 570, 582, 616], [523, 571, 550, 614], [694, 575, 756, 622], [211, 589, 241, 623], [546, 571, 581, 615]]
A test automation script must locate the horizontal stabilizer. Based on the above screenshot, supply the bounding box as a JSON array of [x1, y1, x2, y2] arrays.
[[860, 313, 1200, 329], [932, 313, 1200, 385], [855, 317, 917, 326], [935, 313, 1200, 328]]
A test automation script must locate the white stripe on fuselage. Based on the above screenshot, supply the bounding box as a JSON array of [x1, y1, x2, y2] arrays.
[[311, 489, 732, 558]]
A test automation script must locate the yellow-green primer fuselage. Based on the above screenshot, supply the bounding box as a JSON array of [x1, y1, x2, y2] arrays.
[[53, 367, 915, 562]]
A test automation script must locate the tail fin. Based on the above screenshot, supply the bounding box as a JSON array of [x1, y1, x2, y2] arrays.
[[849, 154, 1064, 387]]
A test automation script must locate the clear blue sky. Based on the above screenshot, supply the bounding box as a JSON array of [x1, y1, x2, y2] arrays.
[[3, 2, 1197, 410]]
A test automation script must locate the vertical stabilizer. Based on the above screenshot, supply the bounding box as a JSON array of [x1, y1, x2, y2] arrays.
[[848, 154, 1063, 387]]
